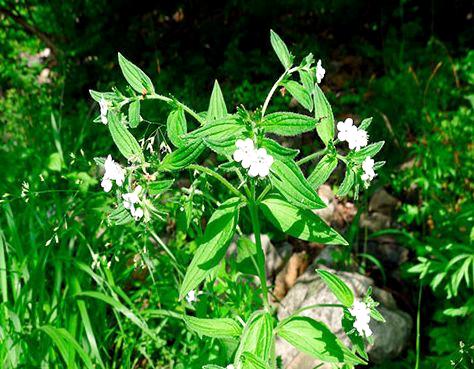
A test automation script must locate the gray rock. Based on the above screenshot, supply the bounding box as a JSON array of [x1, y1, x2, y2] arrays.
[[369, 189, 400, 216], [275, 265, 412, 368]]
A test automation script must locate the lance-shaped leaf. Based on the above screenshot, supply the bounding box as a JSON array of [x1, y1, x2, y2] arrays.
[[235, 311, 273, 364], [277, 316, 366, 365], [260, 195, 348, 245], [261, 112, 316, 136], [342, 312, 368, 360], [270, 160, 326, 210], [184, 316, 242, 338], [160, 140, 205, 171], [118, 53, 155, 94], [108, 205, 133, 226], [270, 30, 293, 69], [260, 138, 299, 162], [314, 84, 334, 146], [185, 117, 244, 141], [350, 141, 385, 164], [203, 366, 226, 369], [148, 179, 174, 195], [307, 154, 338, 189], [108, 111, 144, 163], [167, 108, 187, 148], [89, 89, 122, 103], [282, 80, 313, 111], [128, 100, 141, 128], [316, 269, 354, 307], [207, 80, 228, 121], [358, 117, 373, 131], [179, 198, 240, 299], [337, 167, 355, 197], [299, 69, 315, 92], [241, 352, 272, 369]]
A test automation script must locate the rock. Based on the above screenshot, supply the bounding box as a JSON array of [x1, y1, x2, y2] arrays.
[[275, 265, 412, 368], [314, 185, 336, 224], [369, 189, 400, 216], [360, 212, 392, 232], [273, 251, 309, 300]]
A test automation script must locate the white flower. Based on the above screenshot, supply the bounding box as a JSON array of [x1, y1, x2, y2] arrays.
[[361, 157, 376, 182], [349, 300, 372, 337], [348, 129, 368, 152], [122, 185, 144, 221], [337, 118, 356, 142], [233, 138, 256, 169], [186, 290, 197, 303], [101, 155, 125, 192], [248, 148, 274, 178], [337, 118, 368, 151], [99, 98, 109, 125], [316, 59, 326, 84], [226, 365, 235, 369]]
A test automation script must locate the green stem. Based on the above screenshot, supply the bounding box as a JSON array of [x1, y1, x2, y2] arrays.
[[261, 66, 299, 117], [145, 94, 205, 125], [187, 165, 246, 201], [296, 148, 327, 166], [249, 181, 270, 311]]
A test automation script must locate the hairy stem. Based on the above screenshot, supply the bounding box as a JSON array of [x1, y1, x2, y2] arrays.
[[187, 164, 246, 201], [145, 94, 205, 125], [261, 66, 299, 117], [249, 181, 270, 311], [296, 148, 327, 166]]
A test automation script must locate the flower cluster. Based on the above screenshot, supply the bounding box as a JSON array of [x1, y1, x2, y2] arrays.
[[101, 155, 125, 192], [122, 185, 144, 220], [99, 98, 109, 125], [233, 138, 274, 178], [361, 157, 376, 182], [337, 118, 368, 152], [349, 299, 372, 337]]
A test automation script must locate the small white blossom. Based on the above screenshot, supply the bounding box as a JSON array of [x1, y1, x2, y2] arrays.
[[99, 98, 109, 125], [186, 290, 198, 303], [122, 185, 144, 220], [361, 157, 376, 182], [348, 129, 368, 152], [101, 155, 125, 192], [349, 300, 372, 337], [248, 148, 274, 178], [233, 138, 256, 169], [337, 118, 356, 142], [226, 365, 235, 369], [316, 59, 326, 84]]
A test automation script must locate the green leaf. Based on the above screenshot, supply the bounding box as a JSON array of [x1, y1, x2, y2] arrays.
[[184, 316, 242, 338], [47, 152, 63, 172], [341, 312, 368, 360], [235, 311, 273, 364], [89, 89, 122, 103], [207, 80, 228, 121], [203, 366, 226, 369], [241, 352, 272, 369], [160, 140, 205, 171], [236, 237, 258, 276], [39, 326, 95, 369], [108, 205, 134, 225], [270, 30, 293, 69], [313, 84, 334, 145], [277, 316, 366, 365], [148, 179, 174, 195], [283, 81, 313, 111], [118, 53, 155, 94], [128, 100, 141, 128], [185, 117, 244, 141], [260, 138, 299, 162], [358, 117, 373, 131], [108, 111, 144, 163], [307, 154, 338, 189], [351, 141, 385, 163], [370, 308, 386, 322], [260, 195, 348, 245], [299, 69, 315, 92], [179, 198, 240, 299], [337, 167, 355, 197], [270, 160, 326, 210], [316, 269, 354, 307], [167, 108, 187, 148], [261, 112, 316, 136]]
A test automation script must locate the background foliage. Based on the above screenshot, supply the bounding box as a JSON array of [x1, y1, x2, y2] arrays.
[[0, 0, 472, 368]]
